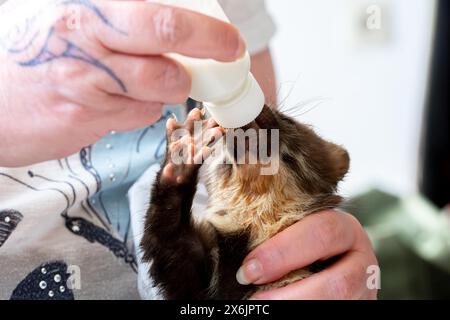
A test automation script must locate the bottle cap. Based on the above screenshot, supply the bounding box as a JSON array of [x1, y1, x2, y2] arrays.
[[204, 73, 265, 128]]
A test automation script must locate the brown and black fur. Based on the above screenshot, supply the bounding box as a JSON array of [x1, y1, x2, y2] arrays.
[[141, 105, 350, 300]]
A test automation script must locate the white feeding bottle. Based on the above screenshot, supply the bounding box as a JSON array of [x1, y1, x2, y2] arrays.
[[147, 0, 265, 128]]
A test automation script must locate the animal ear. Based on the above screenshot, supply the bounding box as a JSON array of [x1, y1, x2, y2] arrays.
[[326, 143, 350, 186]]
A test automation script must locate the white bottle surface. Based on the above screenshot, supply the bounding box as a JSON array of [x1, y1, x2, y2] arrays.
[[147, 0, 265, 128]]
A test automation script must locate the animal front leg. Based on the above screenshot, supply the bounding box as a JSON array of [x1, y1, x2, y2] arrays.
[[141, 108, 223, 299]]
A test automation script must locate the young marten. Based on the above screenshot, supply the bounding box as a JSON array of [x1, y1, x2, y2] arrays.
[[141, 105, 350, 299]]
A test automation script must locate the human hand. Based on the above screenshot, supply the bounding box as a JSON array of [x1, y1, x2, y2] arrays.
[[0, 0, 245, 167], [236, 210, 378, 299]]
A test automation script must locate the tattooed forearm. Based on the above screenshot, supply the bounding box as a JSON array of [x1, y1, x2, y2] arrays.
[[1, 0, 127, 93]]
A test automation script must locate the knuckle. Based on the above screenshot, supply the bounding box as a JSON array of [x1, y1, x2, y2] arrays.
[[256, 245, 286, 274], [343, 213, 371, 246], [133, 61, 157, 87], [151, 59, 190, 103], [52, 7, 72, 36], [328, 272, 355, 300], [220, 25, 239, 52], [328, 258, 369, 300], [50, 60, 88, 83], [313, 214, 342, 251], [344, 213, 363, 231], [158, 61, 182, 88], [53, 5, 88, 36], [152, 6, 189, 49], [53, 102, 90, 124]]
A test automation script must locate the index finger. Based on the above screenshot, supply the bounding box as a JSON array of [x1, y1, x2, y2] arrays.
[[92, 1, 246, 61]]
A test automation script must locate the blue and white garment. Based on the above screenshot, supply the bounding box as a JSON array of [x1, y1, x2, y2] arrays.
[[0, 105, 183, 300]]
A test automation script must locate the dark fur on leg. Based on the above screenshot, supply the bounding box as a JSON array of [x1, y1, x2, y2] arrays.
[[141, 165, 256, 299], [140, 109, 223, 300], [140, 109, 228, 299], [215, 232, 257, 299], [141, 164, 214, 299]]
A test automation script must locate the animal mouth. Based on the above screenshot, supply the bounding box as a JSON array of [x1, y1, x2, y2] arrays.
[[224, 105, 277, 164]]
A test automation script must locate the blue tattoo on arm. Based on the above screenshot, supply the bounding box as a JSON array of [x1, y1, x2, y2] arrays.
[[7, 30, 40, 54], [2, 16, 41, 54], [3, 0, 128, 93]]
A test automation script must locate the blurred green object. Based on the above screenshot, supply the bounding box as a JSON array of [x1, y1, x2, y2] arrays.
[[345, 189, 450, 299]]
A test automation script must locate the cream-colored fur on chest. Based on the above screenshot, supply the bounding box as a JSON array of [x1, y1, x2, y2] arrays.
[[196, 152, 320, 293], [201, 158, 316, 249]]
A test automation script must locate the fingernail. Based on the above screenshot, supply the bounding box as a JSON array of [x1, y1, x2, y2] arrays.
[[236, 259, 263, 285]]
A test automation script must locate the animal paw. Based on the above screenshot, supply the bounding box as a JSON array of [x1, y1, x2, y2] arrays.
[[161, 108, 224, 185]]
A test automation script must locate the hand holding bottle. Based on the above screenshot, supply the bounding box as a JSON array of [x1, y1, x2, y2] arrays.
[[0, 0, 245, 167]]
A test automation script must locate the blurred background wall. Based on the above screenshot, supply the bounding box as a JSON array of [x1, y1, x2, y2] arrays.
[[266, 0, 437, 198]]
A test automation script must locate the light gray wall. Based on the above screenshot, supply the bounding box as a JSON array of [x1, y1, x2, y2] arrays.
[[267, 0, 437, 196]]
